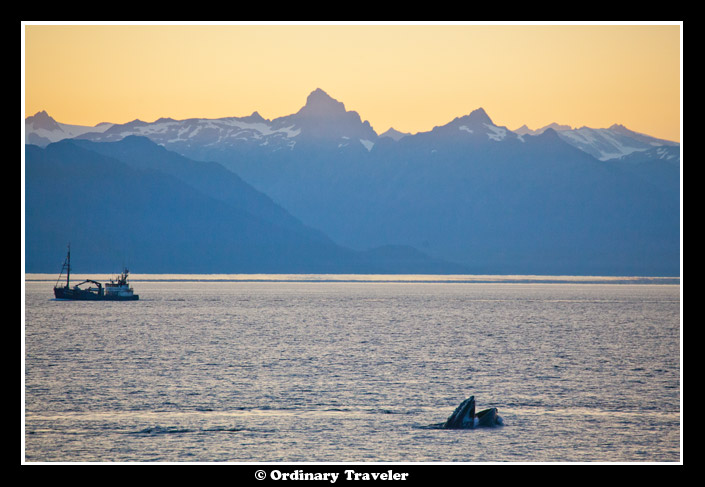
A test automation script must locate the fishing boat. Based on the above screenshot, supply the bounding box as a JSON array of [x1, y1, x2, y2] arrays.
[[53, 245, 139, 301]]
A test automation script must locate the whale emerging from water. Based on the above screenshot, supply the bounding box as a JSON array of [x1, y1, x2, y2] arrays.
[[439, 396, 504, 429]]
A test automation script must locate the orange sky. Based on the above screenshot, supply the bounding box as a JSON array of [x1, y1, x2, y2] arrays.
[[23, 22, 681, 142]]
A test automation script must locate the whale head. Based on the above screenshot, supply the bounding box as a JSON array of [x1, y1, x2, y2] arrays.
[[441, 396, 504, 429], [443, 396, 477, 429]]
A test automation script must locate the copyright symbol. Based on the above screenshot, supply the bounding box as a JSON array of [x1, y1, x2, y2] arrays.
[[255, 470, 267, 480]]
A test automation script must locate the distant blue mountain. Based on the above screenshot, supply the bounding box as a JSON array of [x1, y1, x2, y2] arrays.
[[25, 137, 466, 274], [27, 89, 681, 276]]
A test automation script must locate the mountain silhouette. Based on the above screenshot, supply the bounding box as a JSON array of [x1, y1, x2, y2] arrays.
[[25, 137, 466, 274], [26, 89, 680, 276]]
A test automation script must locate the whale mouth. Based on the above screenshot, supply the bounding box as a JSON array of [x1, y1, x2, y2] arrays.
[[441, 396, 503, 429]]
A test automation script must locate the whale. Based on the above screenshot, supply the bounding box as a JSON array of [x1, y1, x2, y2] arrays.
[[438, 396, 504, 429]]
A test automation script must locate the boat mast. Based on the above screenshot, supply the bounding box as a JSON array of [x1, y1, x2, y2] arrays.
[[66, 243, 71, 287], [56, 243, 71, 289]]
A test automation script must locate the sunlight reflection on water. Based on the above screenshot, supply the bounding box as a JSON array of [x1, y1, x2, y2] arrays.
[[24, 277, 681, 462]]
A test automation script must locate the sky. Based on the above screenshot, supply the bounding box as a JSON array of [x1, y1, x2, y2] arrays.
[[22, 22, 682, 142]]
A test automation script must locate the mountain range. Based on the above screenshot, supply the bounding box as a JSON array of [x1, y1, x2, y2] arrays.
[[24, 88, 681, 276], [25, 135, 464, 274]]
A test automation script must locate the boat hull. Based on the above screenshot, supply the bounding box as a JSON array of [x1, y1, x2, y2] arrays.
[[54, 286, 139, 301]]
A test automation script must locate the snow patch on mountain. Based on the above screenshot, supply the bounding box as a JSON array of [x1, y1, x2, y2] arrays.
[[513, 122, 679, 161], [360, 139, 374, 151], [655, 147, 678, 161], [558, 127, 647, 160], [485, 123, 507, 142]]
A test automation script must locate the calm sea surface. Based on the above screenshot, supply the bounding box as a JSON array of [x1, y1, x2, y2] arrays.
[[23, 275, 681, 463]]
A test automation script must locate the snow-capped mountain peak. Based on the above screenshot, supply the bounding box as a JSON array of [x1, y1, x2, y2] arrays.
[[435, 107, 519, 143], [511, 121, 679, 161], [555, 125, 678, 161], [39, 89, 379, 153], [25, 90, 679, 162], [24, 110, 114, 147]]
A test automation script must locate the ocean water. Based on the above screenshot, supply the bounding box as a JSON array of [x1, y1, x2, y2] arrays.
[[23, 276, 681, 463]]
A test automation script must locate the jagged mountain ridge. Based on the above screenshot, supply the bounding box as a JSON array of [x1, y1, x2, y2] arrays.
[[62, 89, 379, 157], [27, 88, 679, 162], [25, 89, 681, 275], [513, 121, 679, 161]]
